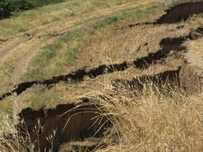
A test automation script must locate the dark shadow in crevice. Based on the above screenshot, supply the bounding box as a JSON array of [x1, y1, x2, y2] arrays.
[[133, 37, 186, 69], [111, 67, 181, 95], [128, 1, 203, 27], [0, 62, 130, 100], [156, 1, 203, 24], [16, 101, 110, 152], [87, 61, 129, 78]]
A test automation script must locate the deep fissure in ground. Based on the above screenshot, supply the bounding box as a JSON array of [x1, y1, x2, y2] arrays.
[[14, 101, 110, 152], [1, 26, 203, 100]]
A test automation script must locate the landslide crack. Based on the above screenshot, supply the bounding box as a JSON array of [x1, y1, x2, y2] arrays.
[[1, 27, 203, 100], [156, 1, 203, 24], [134, 37, 186, 70], [111, 68, 180, 94], [134, 27, 203, 70]]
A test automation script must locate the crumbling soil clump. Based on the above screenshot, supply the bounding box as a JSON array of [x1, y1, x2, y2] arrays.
[[179, 65, 203, 93]]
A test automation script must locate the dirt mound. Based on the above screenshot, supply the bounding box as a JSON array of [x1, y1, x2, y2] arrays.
[[180, 35, 203, 93]]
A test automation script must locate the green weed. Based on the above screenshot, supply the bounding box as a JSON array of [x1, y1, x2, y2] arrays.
[[65, 47, 79, 65]]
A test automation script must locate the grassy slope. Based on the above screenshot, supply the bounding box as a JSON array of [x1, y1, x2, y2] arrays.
[[0, 0, 159, 96], [0, 0, 161, 110], [22, 9, 158, 82], [0, 0, 161, 117], [1, 0, 203, 151]]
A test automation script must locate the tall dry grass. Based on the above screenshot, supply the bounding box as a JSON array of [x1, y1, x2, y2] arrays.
[[92, 83, 203, 151], [0, 93, 34, 152], [1, 79, 203, 151]]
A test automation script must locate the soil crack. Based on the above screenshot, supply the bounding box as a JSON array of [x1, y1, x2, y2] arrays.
[[128, 1, 203, 27], [1, 26, 203, 100]]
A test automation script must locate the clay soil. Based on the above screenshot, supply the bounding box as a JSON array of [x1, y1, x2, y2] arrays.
[[1, 0, 203, 152]]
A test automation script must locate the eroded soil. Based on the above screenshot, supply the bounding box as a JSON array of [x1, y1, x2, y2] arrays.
[[1, 0, 203, 152]]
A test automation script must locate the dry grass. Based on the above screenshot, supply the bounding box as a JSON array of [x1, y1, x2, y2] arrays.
[[1, 0, 203, 151], [2, 81, 203, 152], [0, 101, 34, 152], [90, 83, 203, 151], [0, 132, 34, 152]]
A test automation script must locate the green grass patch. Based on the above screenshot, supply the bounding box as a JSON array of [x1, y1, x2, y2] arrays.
[[95, 16, 121, 28], [22, 30, 82, 81]]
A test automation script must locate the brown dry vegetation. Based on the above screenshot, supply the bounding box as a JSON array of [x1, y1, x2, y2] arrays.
[[94, 87, 203, 151], [1, 0, 203, 151]]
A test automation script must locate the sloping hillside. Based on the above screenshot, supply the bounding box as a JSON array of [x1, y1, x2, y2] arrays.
[[1, 0, 203, 151]]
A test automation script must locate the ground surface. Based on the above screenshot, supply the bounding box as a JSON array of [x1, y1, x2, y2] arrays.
[[0, 0, 158, 90], [0, 0, 159, 115], [0, 0, 203, 151]]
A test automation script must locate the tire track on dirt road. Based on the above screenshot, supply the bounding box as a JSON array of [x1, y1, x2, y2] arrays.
[[0, 36, 29, 64], [10, 37, 56, 85]]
